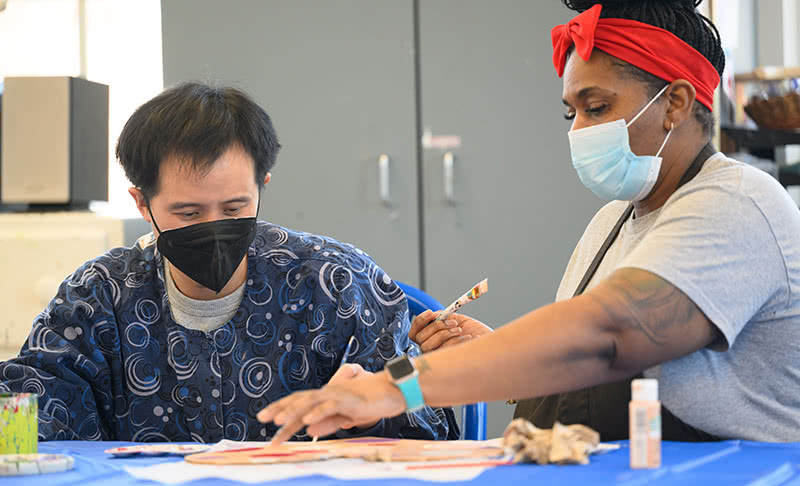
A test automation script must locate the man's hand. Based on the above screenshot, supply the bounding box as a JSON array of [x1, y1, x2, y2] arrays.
[[409, 310, 494, 352], [257, 371, 405, 445], [327, 364, 379, 429], [328, 363, 371, 385]]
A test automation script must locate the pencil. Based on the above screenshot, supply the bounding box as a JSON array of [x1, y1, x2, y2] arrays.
[[339, 335, 356, 368]]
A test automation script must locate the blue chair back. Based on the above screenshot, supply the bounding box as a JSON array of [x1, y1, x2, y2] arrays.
[[395, 281, 488, 441]]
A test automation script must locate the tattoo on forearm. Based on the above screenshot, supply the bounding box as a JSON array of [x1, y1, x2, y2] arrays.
[[588, 269, 702, 347]]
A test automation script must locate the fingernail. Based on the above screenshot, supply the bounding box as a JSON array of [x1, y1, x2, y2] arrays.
[[451, 327, 461, 334], [446, 320, 457, 327]]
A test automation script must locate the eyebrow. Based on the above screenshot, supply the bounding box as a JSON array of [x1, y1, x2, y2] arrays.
[[167, 196, 251, 211], [561, 86, 614, 106]]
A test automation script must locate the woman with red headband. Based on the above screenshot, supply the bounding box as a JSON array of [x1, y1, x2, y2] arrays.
[[259, 0, 800, 443]]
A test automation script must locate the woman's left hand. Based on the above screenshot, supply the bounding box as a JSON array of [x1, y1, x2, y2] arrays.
[[410, 310, 494, 352]]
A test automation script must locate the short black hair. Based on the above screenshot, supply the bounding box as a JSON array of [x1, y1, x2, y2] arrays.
[[562, 0, 724, 135], [116, 82, 281, 200]]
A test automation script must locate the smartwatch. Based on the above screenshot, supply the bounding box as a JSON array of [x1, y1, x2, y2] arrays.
[[385, 355, 425, 412]]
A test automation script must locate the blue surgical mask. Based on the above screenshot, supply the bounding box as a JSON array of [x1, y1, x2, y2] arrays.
[[568, 85, 672, 201]]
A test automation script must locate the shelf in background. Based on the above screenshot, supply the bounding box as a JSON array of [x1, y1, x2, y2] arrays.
[[721, 125, 800, 150], [733, 66, 800, 82], [779, 166, 800, 187]]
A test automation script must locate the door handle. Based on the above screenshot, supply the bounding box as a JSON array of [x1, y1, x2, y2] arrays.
[[379, 154, 391, 206], [444, 151, 455, 204]]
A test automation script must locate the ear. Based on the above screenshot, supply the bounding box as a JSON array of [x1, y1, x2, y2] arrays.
[[264, 172, 271, 185], [128, 187, 152, 223], [664, 80, 696, 131]]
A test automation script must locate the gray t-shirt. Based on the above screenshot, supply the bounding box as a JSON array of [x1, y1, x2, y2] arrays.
[[557, 152, 800, 441]]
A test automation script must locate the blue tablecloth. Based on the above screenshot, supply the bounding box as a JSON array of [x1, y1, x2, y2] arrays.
[[4, 440, 800, 485]]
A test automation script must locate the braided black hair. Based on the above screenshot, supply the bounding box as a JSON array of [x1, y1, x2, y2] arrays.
[[562, 0, 724, 135]]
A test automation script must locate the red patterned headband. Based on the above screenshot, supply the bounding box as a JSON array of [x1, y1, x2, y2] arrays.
[[552, 4, 720, 111]]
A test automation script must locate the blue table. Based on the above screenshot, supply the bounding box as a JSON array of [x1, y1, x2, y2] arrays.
[[5, 440, 800, 485]]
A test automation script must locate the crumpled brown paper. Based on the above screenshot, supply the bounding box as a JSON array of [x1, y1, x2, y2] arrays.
[[502, 418, 600, 465]]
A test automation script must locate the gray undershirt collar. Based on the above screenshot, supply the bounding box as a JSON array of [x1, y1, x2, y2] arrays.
[[164, 260, 245, 332]]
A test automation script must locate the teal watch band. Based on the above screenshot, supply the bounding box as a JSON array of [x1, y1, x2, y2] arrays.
[[396, 374, 425, 412]]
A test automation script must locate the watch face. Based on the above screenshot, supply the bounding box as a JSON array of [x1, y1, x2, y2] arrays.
[[387, 356, 415, 380]]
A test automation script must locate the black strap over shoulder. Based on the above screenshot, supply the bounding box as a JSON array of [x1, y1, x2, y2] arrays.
[[572, 142, 716, 297], [514, 143, 721, 442]]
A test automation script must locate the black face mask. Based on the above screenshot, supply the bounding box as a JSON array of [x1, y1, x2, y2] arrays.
[[148, 207, 257, 294]]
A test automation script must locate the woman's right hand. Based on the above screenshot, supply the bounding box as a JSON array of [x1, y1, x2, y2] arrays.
[[409, 310, 494, 352]]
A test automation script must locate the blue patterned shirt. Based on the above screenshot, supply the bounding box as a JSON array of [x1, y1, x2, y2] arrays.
[[0, 221, 458, 442]]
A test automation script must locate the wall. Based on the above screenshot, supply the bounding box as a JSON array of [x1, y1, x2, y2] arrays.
[[734, 0, 757, 74], [757, 0, 786, 67], [0, 0, 163, 218]]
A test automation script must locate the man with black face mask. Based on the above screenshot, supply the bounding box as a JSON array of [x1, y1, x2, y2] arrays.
[[0, 82, 458, 442]]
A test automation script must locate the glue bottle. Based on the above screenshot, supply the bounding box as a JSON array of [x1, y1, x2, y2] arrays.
[[629, 378, 661, 469]]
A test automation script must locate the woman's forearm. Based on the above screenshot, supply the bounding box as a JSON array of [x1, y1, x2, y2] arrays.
[[413, 294, 628, 407], [412, 268, 718, 408]]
